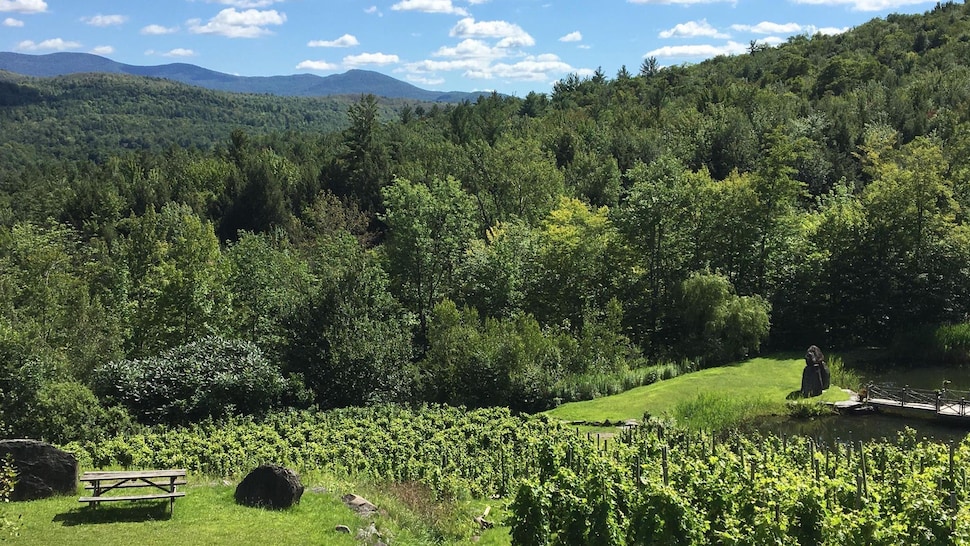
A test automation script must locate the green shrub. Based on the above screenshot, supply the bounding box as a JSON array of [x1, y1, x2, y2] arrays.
[[934, 323, 970, 365], [890, 323, 970, 367], [32, 381, 137, 444], [674, 272, 771, 366], [548, 361, 688, 404], [0, 357, 56, 439], [827, 355, 862, 391], [93, 336, 287, 424], [785, 400, 836, 419]]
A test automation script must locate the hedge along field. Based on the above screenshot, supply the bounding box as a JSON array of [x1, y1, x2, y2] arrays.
[[62, 405, 557, 500]]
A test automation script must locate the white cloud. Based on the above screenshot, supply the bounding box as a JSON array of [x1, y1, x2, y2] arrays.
[[816, 26, 849, 35], [433, 38, 505, 61], [559, 31, 582, 42], [364, 6, 382, 16], [660, 19, 729, 39], [628, 0, 736, 4], [163, 48, 196, 57], [730, 21, 851, 37], [206, 0, 284, 7], [0, 0, 46, 13], [645, 40, 747, 58], [16, 38, 81, 51], [407, 58, 485, 74], [188, 8, 286, 38], [790, 0, 934, 11], [308, 34, 359, 47], [91, 45, 114, 55], [142, 24, 179, 35], [407, 74, 445, 86], [450, 18, 534, 47], [82, 14, 128, 27], [3, 16, 23, 26], [465, 53, 579, 81], [344, 52, 400, 66], [391, 0, 468, 15], [404, 15, 586, 85], [731, 21, 803, 34], [296, 59, 339, 71]]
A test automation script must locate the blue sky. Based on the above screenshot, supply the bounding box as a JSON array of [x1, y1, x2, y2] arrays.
[[0, 0, 944, 96]]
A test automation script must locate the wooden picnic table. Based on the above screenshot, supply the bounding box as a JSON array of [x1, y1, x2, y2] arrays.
[[78, 469, 186, 514]]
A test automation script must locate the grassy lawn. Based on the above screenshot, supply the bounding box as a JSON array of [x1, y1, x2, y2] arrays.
[[545, 355, 852, 426], [5, 479, 511, 546]]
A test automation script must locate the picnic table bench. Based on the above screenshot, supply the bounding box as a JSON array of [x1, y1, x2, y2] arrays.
[[78, 469, 186, 513]]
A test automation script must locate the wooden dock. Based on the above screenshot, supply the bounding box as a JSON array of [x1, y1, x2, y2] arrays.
[[863, 383, 970, 421]]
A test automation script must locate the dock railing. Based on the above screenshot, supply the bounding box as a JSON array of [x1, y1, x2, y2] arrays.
[[865, 383, 970, 417]]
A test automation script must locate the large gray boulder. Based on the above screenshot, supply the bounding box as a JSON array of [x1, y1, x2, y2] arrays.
[[0, 439, 78, 501], [234, 464, 304, 509]]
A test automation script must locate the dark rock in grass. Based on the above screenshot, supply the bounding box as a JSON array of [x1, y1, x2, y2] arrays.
[[234, 464, 304, 509], [0, 439, 77, 501]]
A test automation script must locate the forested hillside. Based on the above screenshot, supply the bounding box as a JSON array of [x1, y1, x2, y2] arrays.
[[0, 52, 492, 102], [3, 2, 970, 439], [0, 71, 421, 168]]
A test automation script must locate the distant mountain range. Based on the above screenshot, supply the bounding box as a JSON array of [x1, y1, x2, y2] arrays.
[[0, 52, 487, 103]]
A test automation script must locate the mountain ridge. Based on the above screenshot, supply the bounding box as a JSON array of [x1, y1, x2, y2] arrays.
[[0, 52, 486, 103]]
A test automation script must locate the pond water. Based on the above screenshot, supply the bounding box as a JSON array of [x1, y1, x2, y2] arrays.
[[861, 365, 970, 392], [752, 412, 970, 445], [751, 365, 970, 445]]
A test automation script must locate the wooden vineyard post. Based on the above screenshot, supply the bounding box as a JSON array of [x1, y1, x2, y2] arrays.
[[662, 446, 669, 486], [835, 438, 841, 470], [951, 442, 957, 531], [635, 454, 642, 486], [809, 439, 815, 476], [856, 473, 864, 509], [950, 442, 955, 486]]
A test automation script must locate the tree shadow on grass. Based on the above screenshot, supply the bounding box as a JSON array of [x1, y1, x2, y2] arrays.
[[53, 502, 173, 526]]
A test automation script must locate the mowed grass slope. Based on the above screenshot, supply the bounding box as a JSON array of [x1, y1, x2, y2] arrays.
[[8, 480, 509, 546], [545, 356, 851, 425], [9, 485, 357, 546]]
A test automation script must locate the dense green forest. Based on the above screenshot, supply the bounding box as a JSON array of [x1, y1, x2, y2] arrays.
[[0, 70, 423, 169], [3, 2, 970, 440]]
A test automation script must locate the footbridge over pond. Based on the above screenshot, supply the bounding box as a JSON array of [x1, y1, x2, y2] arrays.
[[864, 383, 970, 421]]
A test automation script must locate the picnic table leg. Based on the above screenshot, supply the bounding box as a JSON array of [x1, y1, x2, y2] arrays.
[[169, 476, 176, 515]]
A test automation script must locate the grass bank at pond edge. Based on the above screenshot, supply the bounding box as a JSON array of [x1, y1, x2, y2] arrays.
[[544, 355, 851, 428]]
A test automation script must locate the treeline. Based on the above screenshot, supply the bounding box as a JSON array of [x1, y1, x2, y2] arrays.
[[3, 2, 970, 439]]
